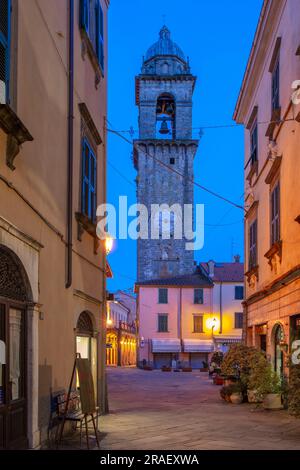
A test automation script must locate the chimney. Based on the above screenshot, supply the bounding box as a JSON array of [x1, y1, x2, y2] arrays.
[[207, 260, 215, 278], [234, 254, 241, 263]]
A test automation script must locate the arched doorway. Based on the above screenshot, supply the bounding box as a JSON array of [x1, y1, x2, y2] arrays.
[[76, 312, 97, 399], [0, 245, 32, 449], [274, 324, 284, 376]]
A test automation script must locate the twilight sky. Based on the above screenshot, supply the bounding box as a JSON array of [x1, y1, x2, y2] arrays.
[[106, 0, 263, 292]]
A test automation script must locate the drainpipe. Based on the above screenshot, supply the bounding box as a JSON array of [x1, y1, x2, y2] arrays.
[[219, 282, 223, 334], [66, 0, 74, 289], [179, 288, 182, 362]]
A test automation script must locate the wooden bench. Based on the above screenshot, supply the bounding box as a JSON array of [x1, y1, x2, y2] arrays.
[[49, 389, 100, 449]]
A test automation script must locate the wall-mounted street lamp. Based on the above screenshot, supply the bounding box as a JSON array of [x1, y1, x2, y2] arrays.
[[206, 317, 219, 335], [105, 235, 114, 255]]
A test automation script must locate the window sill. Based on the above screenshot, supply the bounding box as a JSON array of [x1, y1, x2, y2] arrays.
[[0, 104, 33, 170], [265, 156, 282, 185], [246, 160, 258, 183], [75, 212, 97, 240], [245, 265, 259, 286], [265, 107, 281, 138], [81, 30, 104, 85], [264, 241, 282, 270]]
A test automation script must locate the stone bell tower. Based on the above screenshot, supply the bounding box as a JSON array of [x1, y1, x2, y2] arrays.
[[134, 26, 199, 282]]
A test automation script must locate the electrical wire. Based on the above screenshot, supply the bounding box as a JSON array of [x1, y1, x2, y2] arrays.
[[107, 117, 296, 135], [107, 126, 245, 212]]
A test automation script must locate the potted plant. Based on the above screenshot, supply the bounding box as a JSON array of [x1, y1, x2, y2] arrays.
[[288, 364, 300, 416], [213, 374, 224, 386], [229, 382, 243, 404], [220, 385, 232, 403], [247, 356, 267, 403], [221, 344, 267, 393], [220, 383, 243, 404], [200, 361, 209, 373], [142, 360, 153, 371], [253, 362, 283, 410], [161, 365, 172, 372]]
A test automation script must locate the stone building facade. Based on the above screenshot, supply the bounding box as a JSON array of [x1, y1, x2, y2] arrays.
[[134, 26, 199, 282], [0, 0, 109, 449], [234, 0, 300, 375]]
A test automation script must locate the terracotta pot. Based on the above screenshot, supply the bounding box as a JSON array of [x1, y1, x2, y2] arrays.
[[263, 394, 283, 410], [214, 376, 224, 386], [230, 393, 243, 405], [247, 390, 263, 404], [225, 395, 231, 403]]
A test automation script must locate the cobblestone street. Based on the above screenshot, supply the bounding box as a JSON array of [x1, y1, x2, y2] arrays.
[[101, 367, 300, 451]]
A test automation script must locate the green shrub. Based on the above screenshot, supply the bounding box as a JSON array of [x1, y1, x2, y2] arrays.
[[211, 351, 224, 367], [250, 359, 282, 396], [221, 344, 266, 389], [288, 365, 300, 417]]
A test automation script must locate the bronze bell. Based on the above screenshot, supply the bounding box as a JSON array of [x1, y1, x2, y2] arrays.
[[159, 119, 170, 135]]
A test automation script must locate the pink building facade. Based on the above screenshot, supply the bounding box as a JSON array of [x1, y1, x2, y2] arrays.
[[234, 0, 300, 374], [136, 262, 244, 369]]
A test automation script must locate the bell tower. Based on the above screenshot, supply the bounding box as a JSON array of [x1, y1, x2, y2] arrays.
[[134, 26, 199, 282]]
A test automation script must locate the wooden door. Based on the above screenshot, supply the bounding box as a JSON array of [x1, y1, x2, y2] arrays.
[[0, 302, 27, 449]]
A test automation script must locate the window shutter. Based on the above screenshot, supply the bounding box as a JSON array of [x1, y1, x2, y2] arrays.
[[96, 0, 104, 72], [0, 0, 10, 102], [80, 0, 89, 32], [81, 139, 88, 216]]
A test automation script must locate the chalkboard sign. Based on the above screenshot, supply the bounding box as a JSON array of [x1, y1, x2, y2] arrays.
[[76, 358, 96, 414]]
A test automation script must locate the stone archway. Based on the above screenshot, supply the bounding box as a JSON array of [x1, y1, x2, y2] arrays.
[[76, 311, 98, 399], [0, 244, 32, 449]]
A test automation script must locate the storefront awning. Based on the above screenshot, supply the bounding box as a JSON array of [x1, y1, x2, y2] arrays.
[[152, 339, 181, 353], [214, 336, 242, 345], [183, 339, 214, 353]]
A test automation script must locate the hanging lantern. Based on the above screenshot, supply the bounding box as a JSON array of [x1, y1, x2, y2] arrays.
[[159, 118, 170, 135]]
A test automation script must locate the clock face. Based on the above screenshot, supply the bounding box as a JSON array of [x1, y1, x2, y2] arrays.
[[151, 210, 182, 239]]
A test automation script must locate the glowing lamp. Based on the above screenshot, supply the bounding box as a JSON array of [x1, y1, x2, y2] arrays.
[[105, 236, 114, 255], [206, 317, 219, 332]]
